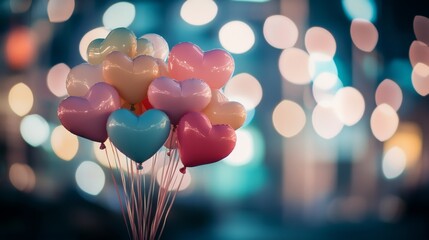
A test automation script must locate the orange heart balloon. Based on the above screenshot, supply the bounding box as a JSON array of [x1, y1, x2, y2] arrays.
[[203, 89, 246, 130], [103, 51, 164, 104]]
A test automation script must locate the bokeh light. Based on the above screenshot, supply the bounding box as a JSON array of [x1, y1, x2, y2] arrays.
[[93, 141, 127, 170], [413, 15, 429, 45], [51, 125, 79, 161], [333, 87, 365, 126], [47, 0, 75, 23], [5, 27, 37, 70], [224, 128, 254, 166], [156, 167, 192, 191], [8, 82, 33, 117], [312, 73, 343, 106], [9, 163, 36, 192], [305, 27, 336, 58], [103, 2, 136, 29], [382, 147, 406, 179], [219, 21, 255, 54], [79, 27, 110, 61], [350, 19, 379, 52], [272, 100, 306, 138], [409, 41, 429, 67], [312, 104, 343, 139], [412, 63, 429, 96], [370, 104, 399, 142], [308, 53, 338, 78], [10, 0, 32, 13], [279, 48, 311, 84], [180, 0, 218, 26], [20, 114, 50, 147], [47, 63, 70, 97], [263, 15, 298, 49], [384, 123, 422, 168], [375, 79, 402, 111], [224, 73, 263, 110], [75, 161, 105, 195], [342, 0, 377, 22]]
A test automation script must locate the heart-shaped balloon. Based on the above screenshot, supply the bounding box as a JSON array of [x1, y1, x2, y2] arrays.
[[107, 109, 171, 163], [203, 89, 246, 130], [103, 51, 166, 104], [136, 38, 155, 57], [57, 82, 121, 144], [148, 77, 211, 124], [168, 42, 235, 89], [141, 33, 169, 60], [177, 112, 236, 173], [87, 28, 138, 65], [66, 63, 103, 96]]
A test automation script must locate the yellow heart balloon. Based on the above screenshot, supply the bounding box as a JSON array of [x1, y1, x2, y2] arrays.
[[87, 28, 137, 65], [102, 51, 164, 104], [203, 89, 247, 130]]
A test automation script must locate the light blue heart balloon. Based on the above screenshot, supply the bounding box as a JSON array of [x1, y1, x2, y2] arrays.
[[107, 109, 170, 163]]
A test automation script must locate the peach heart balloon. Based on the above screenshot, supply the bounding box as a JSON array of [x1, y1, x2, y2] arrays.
[[66, 63, 103, 96], [87, 28, 137, 65], [168, 42, 235, 89], [203, 89, 246, 130], [102, 51, 164, 104]]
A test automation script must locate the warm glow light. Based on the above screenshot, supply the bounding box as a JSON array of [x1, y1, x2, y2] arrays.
[[75, 161, 105, 195], [312, 73, 343, 106], [382, 147, 406, 179], [9, 163, 36, 192], [219, 21, 255, 54], [272, 100, 306, 138], [8, 82, 33, 117], [47, 0, 75, 23], [51, 125, 79, 161], [263, 15, 298, 49], [156, 166, 191, 191], [308, 53, 338, 78], [350, 19, 378, 52], [413, 16, 429, 45], [412, 63, 429, 96], [312, 104, 343, 139], [79, 27, 110, 61], [20, 114, 50, 147], [5, 27, 36, 70], [180, 0, 218, 26], [375, 79, 402, 111], [305, 27, 336, 58], [47, 63, 70, 97], [409, 41, 429, 68], [370, 104, 399, 142], [224, 73, 263, 110], [102, 2, 135, 29], [384, 123, 422, 168], [279, 48, 311, 84], [342, 0, 377, 22], [333, 87, 365, 126], [224, 129, 254, 166]]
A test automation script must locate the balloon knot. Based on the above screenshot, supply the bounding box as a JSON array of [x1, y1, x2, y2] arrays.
[[167, 151, 171, 157], [130, 104, 135, 111], [179, 167, 186, 174], [137, 163, 143, 170], [99, 143, 106, 150]]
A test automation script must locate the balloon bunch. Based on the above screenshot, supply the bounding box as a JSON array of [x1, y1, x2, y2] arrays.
[[57, 28, 246, 240]]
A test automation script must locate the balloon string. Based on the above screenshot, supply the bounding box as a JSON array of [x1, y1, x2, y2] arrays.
[[104, 146, 131, 240]]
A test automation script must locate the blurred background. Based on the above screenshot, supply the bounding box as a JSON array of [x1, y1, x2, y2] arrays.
[[1, 0, 429, 239]]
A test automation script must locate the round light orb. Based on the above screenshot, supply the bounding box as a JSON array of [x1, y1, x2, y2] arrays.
[[224, 73, 263, 110], [219, 21, 255, 54], [102, 2, 136, 29], [272, 100, 306, 138], [263, 15, 298, 49], [75, 161, 105, 195], [279, 48, 311, 84], [180, 0, 218, 26]]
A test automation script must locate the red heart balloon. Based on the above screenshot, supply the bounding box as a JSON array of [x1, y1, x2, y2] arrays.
[[168, 42, 235, 89], [57, 82, 121, 145], [177, 112, 236, 173]]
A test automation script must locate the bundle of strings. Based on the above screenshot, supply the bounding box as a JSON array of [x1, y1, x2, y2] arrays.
[[104, 138, 184, 240]]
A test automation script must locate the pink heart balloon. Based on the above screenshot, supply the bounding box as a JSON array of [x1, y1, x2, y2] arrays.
[[57, 82, 121, 145], [168, 42, 235, 89], [177, 112, 236, 173], [148, 77, 211, 124]]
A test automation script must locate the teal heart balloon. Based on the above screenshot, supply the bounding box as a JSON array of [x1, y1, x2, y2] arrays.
[[107, 109, 170, 164]]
